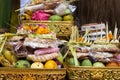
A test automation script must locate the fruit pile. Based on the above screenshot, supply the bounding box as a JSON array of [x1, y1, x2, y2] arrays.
[[15, 59, 58, 69], [19, 0, 75, 21]]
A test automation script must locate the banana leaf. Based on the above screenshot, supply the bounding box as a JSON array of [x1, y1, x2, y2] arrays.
[[0, 0, 12, 32]]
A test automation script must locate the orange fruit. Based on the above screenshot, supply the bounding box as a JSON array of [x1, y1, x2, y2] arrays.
[[44, 60, 58, 69], [106, 62, 119, 67], [118, 63, 120, 67], [63, 14, 74, 21]]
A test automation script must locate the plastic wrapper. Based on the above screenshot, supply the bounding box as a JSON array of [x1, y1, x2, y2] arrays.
[[6, 36, 28, 58], [14, 42, 28, 58], [34, 48, 59, 56], [7, 41, 28, 58], [76, 46, 91, 53], [16, 3, 45, 12], [29, 0, 63, 7], [68, 4, 77, 13], [90, 44, 120, 52], [23, 38, 58, 48], [89, 51, 120, 63], [54, 2, 77, 16], [18, 0, 63, 12], [54, 2, 69, 16]]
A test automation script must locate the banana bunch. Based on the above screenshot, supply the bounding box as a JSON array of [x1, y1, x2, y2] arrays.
[[0, 54, 12, 67], [0, 34, 18, 67], [2, 48, 18, 66]]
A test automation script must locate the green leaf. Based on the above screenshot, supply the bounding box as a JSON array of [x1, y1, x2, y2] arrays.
[[57, 52, 64, 63], [69, 45, 79, 66]]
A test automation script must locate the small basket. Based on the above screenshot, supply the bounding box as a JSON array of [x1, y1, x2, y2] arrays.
[[0, 67, 66, 80], [22, 20, 74, 37], [67, 66, 120, 80]]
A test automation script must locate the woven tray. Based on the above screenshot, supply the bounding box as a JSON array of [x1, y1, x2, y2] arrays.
[[67, 66, 120, 80], [0, 67, 66, 80], [22, 20, 74, 37]]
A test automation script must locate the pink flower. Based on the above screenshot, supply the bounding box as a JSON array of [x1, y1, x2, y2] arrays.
[[32, 10, 50, 20]]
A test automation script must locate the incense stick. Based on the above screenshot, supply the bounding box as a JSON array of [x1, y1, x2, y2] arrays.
[[100, 25, 103, 39], [114, 22, 118, 40], [106, 22, 109, 41]]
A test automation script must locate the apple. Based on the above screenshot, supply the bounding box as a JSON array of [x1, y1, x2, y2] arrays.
[[65, 9, 71, 14], [93, 62, 105, 67], [81, 59, 92, 66], [106, 62, 119, 67], [31, 62, 44, 69], [68, 57, 75, 66], [15, 60, 31, 68]]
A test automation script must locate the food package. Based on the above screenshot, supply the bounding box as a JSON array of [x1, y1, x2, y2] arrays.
[[18, 0, 63, 12], [89, 43, 120, 63], [27, 52, 59, 62], [6, 36, 28, 58], [54, 2, 76, 16], [54, 2, 69, 16], [81, 23, 106, 41]]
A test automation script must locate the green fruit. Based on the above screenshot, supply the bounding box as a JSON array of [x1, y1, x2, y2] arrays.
[[81, 59, 92, 66], [65, 9, 71, 14], [49, 15, 62, 21], [68, 57, 80, 66], [63, 14, 74, 21], [69, 57, 75, 66], [15, 60, 31, 68], [93, 62, 105, 67]]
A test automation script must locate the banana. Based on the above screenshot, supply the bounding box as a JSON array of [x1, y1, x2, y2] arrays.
[[11, 54, 18, 66], [0, 55, 12, 67], [2, 49, 12, 62], [2, 48, 17, 66]]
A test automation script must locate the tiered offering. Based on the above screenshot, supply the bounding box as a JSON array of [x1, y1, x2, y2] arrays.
[[65, 24, 120, 67], [17, 0, 76, 38], [8, 0, 76, 69], [0, 24, 64, 69], [64, 24, 120, 80]]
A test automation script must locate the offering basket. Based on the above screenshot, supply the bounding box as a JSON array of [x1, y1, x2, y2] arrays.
[[22, 20, 73, 38], [67, 66, 120, 80], [0, 67, 66, 80]]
